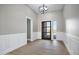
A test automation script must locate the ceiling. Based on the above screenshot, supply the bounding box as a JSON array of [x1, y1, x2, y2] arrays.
[[28, 4, 64, 14]]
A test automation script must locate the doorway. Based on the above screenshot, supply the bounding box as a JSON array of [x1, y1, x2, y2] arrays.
[[52, 20, 57, 39], [42, 21, 51, 40], [26, 17, 33, 42], [41, 21, 57, 40], [27, 18, 31, 41]]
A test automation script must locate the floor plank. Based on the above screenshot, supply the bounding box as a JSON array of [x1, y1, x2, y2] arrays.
[[6, 40, 69, 55]]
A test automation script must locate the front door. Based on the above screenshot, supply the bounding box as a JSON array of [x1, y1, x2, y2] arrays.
[[42, 21, 51, 40]]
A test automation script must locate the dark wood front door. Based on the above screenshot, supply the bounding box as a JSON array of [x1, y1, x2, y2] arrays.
[[42, 21, 51, 40]]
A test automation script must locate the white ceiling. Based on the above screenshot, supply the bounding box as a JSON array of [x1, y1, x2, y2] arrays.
[[28, 4, 64, 14]]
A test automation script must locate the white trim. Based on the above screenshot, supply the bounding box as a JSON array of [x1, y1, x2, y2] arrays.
[[26, 16, 33, 42]]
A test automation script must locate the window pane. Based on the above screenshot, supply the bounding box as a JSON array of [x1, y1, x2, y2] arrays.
[[47, 28, 50, 32], [47, 22, 50, 26], [47, 33, 50, 35]]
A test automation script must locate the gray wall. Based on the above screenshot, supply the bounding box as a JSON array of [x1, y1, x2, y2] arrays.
[[63, 4, 79, 37], [0, 4, 38, 35]]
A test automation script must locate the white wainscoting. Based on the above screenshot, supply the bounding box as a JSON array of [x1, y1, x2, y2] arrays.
[[37, 32, 41, 39], [0, 33, 27, 55], [32, 32, 41, 41], [35, 32, 65, 40], [63, 33, 79, 55], [56, 32, 65, 40]]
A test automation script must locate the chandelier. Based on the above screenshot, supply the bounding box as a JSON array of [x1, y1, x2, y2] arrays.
[[39, 4, 48, 14]]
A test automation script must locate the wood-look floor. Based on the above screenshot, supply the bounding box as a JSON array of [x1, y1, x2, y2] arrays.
[[6, 40, 69, 55]]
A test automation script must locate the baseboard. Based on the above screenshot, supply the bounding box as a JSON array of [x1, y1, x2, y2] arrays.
[[0, 33, 27, 55]]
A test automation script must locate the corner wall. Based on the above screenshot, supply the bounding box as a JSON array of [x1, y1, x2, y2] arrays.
[[63, 4, 79, 55]]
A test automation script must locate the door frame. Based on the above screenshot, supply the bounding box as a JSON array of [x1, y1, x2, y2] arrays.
[[26, 16, 33, 41]]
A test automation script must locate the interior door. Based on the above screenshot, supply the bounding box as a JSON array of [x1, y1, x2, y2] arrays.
[[42, 21, 51, 40]]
